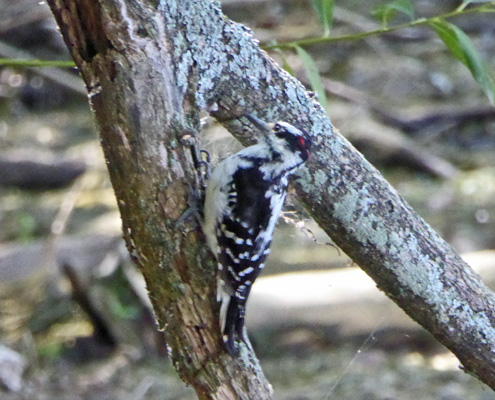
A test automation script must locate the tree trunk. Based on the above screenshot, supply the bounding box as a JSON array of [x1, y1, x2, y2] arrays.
[[47, 0, 495, 396]]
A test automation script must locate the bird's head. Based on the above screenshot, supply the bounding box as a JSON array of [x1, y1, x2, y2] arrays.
[[245, 114, 311, 163]]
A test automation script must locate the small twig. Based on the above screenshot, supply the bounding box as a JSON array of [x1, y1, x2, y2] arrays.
[[40, 176, 87, 276], [62, 263, 117, 347], [0, 40, 84, 95], [0, 58, 76, 68]]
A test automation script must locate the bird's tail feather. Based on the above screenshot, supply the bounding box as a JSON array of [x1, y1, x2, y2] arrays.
[[217, 294, 248, 355]]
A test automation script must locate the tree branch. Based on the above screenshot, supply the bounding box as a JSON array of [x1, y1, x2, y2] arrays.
[[47, 0, 495, 396], [47, 0, 273, 398]]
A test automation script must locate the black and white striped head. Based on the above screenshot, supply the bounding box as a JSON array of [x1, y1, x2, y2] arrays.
[[246, 115, 311, 163]]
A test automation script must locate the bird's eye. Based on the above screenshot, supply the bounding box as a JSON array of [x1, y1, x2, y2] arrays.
[[274, 124, 288, 138]]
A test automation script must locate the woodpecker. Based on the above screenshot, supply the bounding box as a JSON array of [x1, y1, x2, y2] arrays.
[[203, 114, 311, 355]]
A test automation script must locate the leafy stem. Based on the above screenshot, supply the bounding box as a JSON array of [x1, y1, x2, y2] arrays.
[[262, 4, 495, 50]]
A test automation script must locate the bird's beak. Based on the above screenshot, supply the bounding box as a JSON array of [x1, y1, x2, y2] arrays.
[[245, 114, 271, 135]]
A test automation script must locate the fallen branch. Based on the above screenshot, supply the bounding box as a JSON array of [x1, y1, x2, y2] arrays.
[[0, 153, 86, 190]]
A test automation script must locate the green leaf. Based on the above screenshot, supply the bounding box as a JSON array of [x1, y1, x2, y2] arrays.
[[281, 56, 295, 76], [428, 20, 466, 62], [429, 18, 495, 104], [372, 0, 415, 28], [295, 46, 327, 110], [311, 0, 335, 36]]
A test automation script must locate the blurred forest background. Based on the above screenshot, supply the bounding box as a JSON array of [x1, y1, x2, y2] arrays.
[[1, 0, 495, 399]]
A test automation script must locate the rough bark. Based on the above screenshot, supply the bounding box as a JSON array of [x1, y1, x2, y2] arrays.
[[47, 0, 495, 397]]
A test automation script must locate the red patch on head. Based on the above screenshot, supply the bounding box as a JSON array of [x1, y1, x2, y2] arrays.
[[297, 136, 310, 160]]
